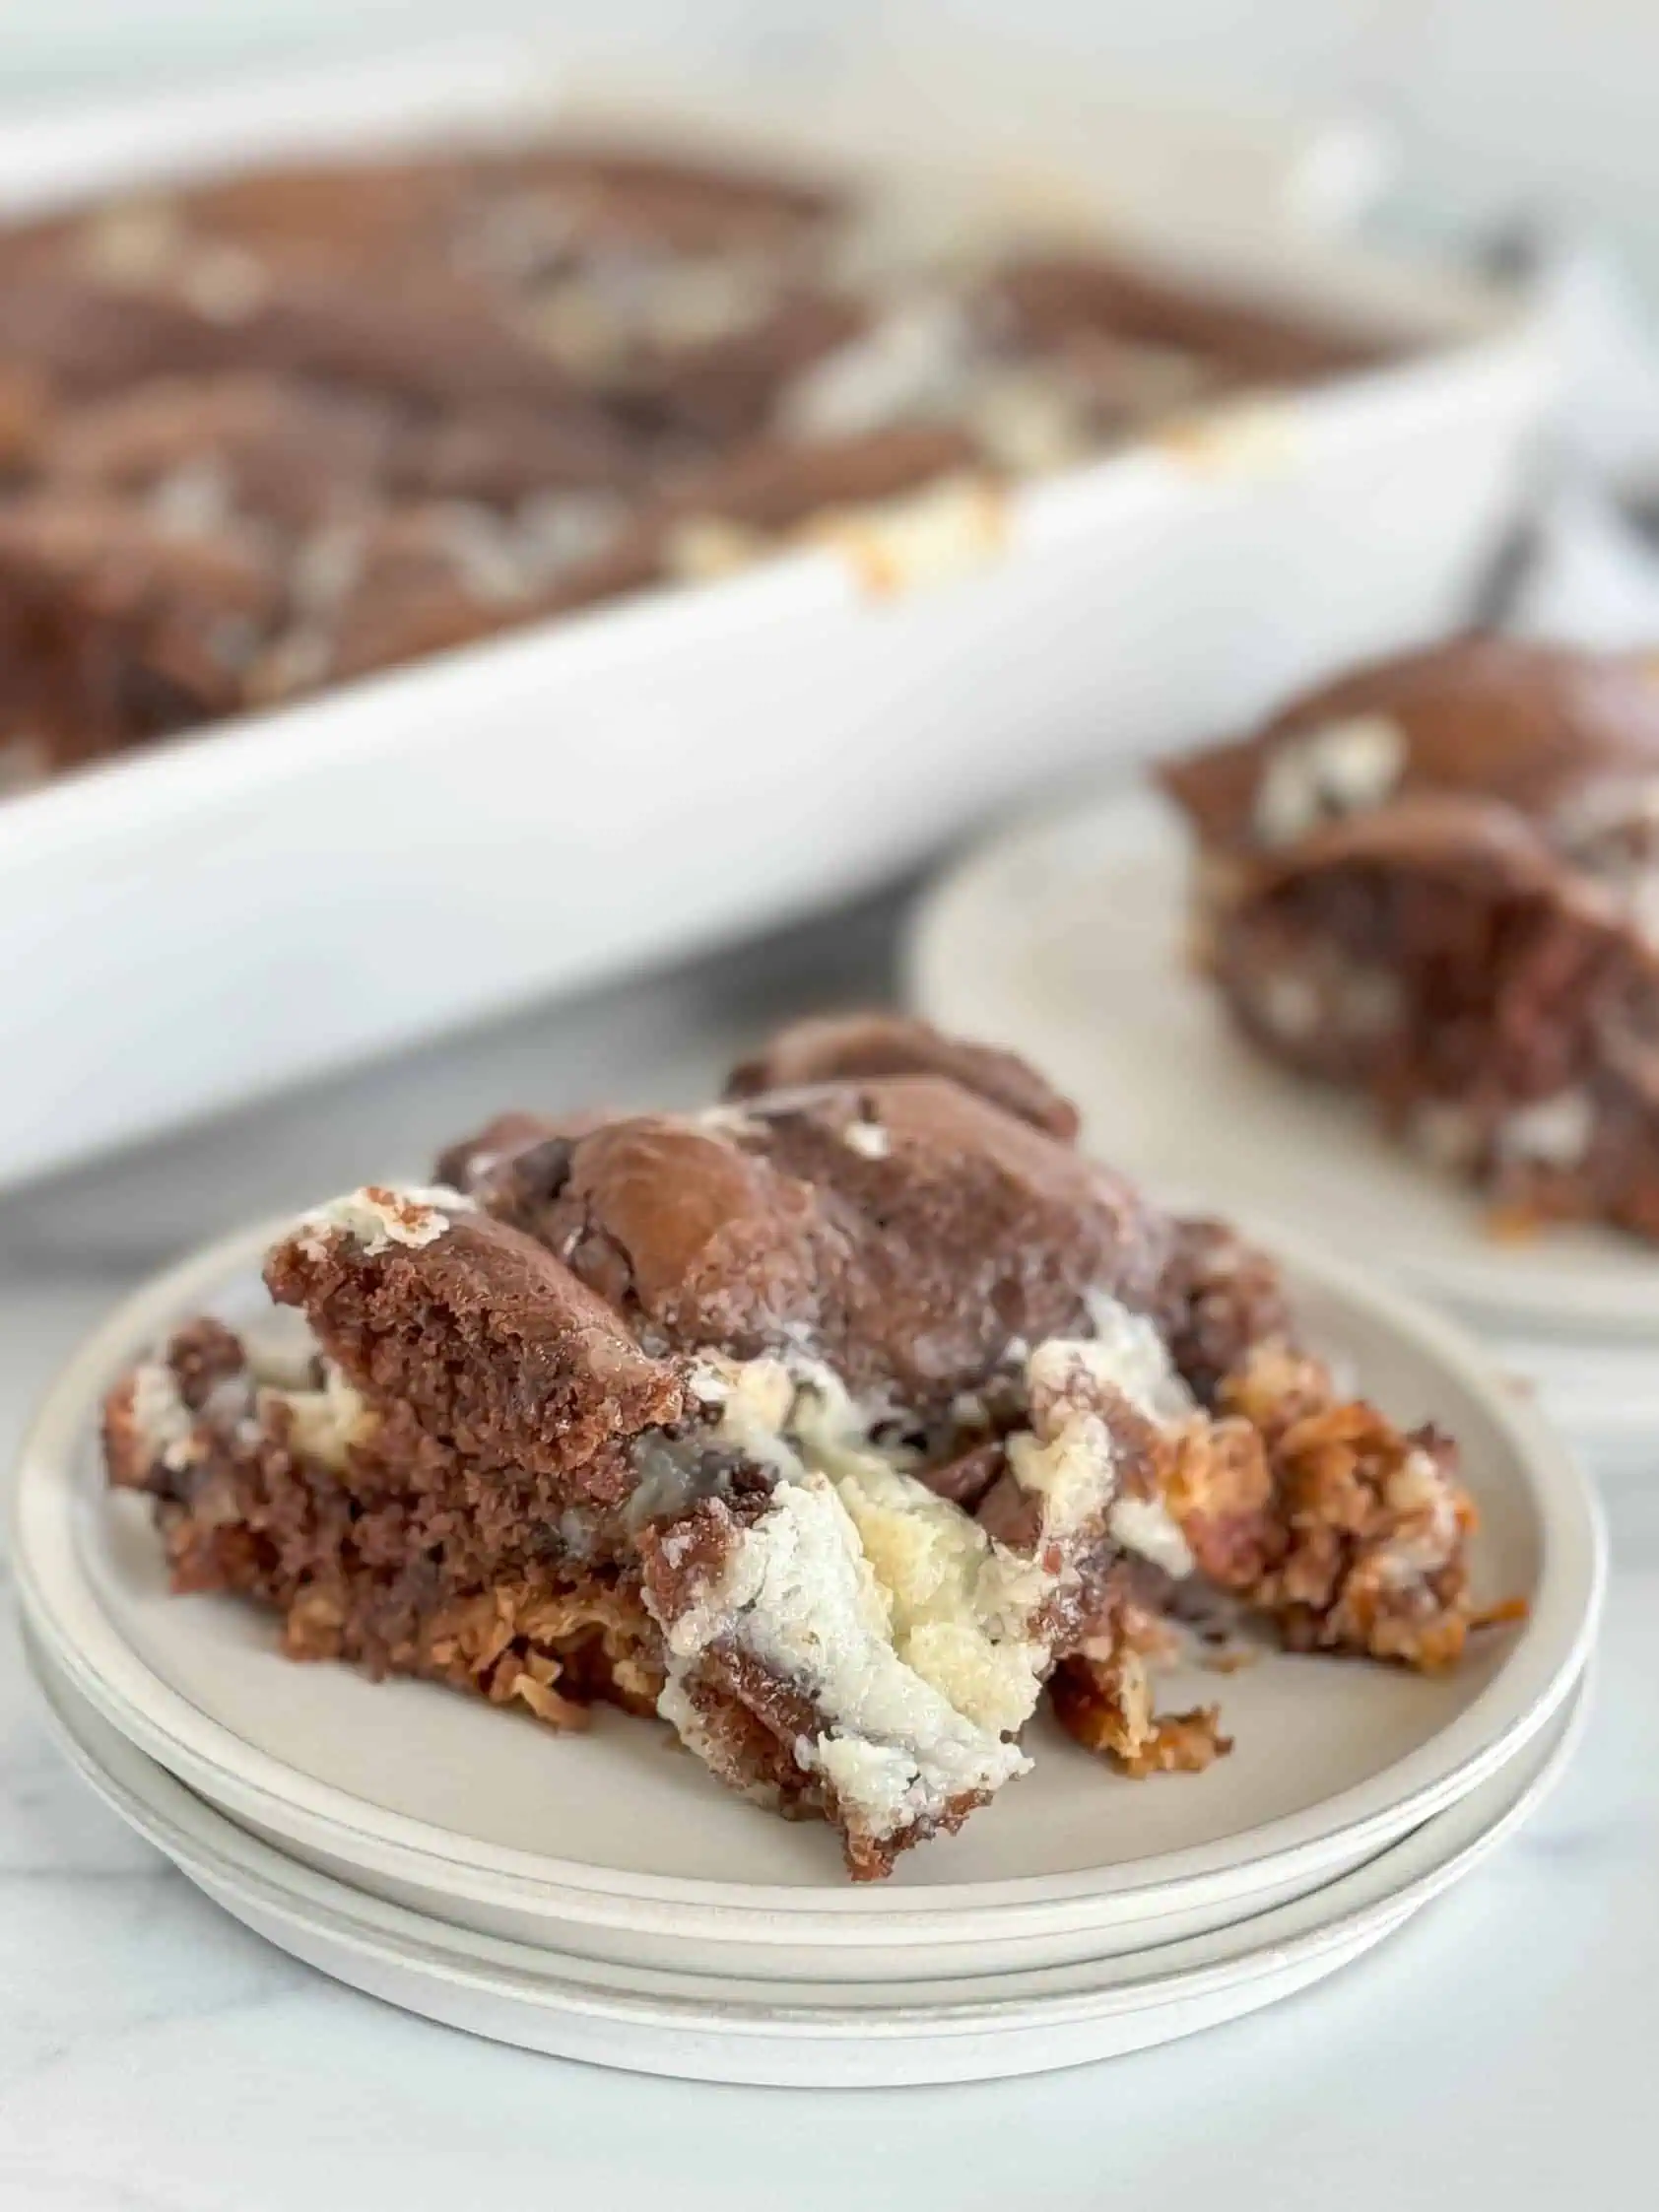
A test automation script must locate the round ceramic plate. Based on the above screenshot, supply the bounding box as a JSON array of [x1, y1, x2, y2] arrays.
[[26, 1628, 1588, 2087], [11, 1215, 1602, 1979], [908, 786, 1659, 1344]]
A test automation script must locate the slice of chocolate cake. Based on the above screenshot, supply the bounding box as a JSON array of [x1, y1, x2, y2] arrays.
[[1161, 638, 1659, 1240], [102, 1017, 1500, 1878]]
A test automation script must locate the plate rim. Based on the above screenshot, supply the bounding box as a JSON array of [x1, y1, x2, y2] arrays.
[[11, 1212, 1604, 1938], [908, 784, 1659, 1344], [26, 1622, 1588, 2036]]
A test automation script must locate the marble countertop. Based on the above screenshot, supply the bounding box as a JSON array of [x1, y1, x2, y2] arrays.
[[1, 902, 1653, 2212]]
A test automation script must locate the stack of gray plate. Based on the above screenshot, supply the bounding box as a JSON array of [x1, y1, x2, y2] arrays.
[[11, 1216, 1603, 2086]]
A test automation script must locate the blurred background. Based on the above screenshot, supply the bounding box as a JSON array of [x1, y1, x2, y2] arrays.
[[5, 0, 1658, 290], [4, 0, 1658, 1211]]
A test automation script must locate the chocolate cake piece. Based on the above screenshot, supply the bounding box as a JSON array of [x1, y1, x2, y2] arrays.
[[263, 1185, 684, 1500], [724, 1011, 1082, 1140], [104, 1315, 663, 1721], [103, 1021, 1500, 1879], [1161, 637, 1659, 1237], [1163, 637, 1659, 860]]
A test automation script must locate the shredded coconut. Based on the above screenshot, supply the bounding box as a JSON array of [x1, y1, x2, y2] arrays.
[[1257, 970, 1322, 1041], [810, 474, 1006, 597], [1373, 1449, 1463, 1582], [180, 243, 268, 323], [128, 1360, 203, 1474], [1108, 1492, 1196, 1579], [146, 459, 234, 539], [129, 1358, 256, 1474], [292, 522, 365, 616], [1412, 1100, 1482, 1171], [696, 1104, 764, 1139], [295, 1183, 473, 1262], [1254, 714, 1407, 846], [663, 515, 766, 582], [965, 365, 1095, 475], [80, 200, 183, 286], [781, 299, 975, 440], [842, 1118, 891, 1160], [1080, 1293, 1196, 1425], [1500, 1089, 1596, 1170]]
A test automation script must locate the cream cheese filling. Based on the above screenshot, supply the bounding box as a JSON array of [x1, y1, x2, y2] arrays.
[[657, 1298, 1195, 1840]]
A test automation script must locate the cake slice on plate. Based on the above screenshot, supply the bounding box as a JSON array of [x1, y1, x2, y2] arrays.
[[105, 1017, 1500, 1878], [1161, 637, 1659, 1240]]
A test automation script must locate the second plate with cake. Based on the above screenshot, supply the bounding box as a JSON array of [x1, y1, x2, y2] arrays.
[[911, 784, 1659, 1345]]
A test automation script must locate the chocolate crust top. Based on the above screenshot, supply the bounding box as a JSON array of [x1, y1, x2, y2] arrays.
[[724, 1010, 1082, 1141], [986, 252, 1392, 388], [437, 1039, 1175, 1415], [1161, 637, 1659, 860]]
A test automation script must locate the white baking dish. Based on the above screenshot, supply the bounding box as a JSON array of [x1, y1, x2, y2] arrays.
[[0, 39, 1551, 1189]]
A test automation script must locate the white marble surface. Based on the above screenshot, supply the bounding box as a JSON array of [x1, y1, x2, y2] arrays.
[[1, 905, 1654, 2211]]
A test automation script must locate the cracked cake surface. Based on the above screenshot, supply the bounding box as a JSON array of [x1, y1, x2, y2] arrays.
[[102, 1013, 1509, 1878], [1161, 637, 1659, 1241]]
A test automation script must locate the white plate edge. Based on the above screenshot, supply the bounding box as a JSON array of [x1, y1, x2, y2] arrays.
[[25, 1625, 1588, 2040], [10, 1213, 1605, 1936]]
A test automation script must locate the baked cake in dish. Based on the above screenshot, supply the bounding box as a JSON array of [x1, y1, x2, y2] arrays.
[[1161, 638, 1659, 1241], [102, 1016, 1505, 1878], [2, 137, 1393, 793]]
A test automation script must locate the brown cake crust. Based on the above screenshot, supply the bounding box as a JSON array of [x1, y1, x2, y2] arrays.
[[439, 1073, 1175, 1415], [724, 1011, 1082, 1140], [1161, 637, 1659, 861]]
